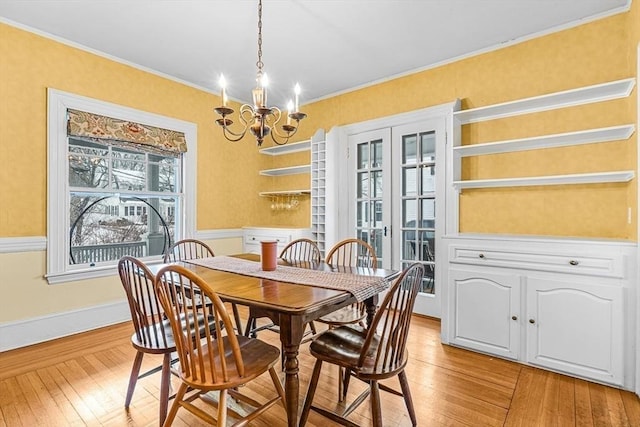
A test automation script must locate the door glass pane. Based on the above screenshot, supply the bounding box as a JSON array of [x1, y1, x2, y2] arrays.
[[421, 165, 435, 194], [419, 230, 435, 262], [373, 200, 382, 227], [357, 143, 369, 169], [372, 171, 383, 198], [421, 132, 435, 162], [371, 229, 383, 260], [402, 230, 417, 259], [422, 198, 435, 228], [403, 167, 416, 196], [402, 134, 417, 164], [357, 172, 369, 197], [371, 139, 383, 168], [357, 201, 369, 227], [402, 199, 417, 227]]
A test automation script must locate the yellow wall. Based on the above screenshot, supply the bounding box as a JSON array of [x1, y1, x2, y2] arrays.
[[0, 4, 638, 324]]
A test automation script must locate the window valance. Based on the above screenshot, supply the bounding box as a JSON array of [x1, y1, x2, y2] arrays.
[[67, 109, 187, 154]]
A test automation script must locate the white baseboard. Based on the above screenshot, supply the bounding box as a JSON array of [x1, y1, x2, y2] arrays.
[[0, 300, 130, 352]]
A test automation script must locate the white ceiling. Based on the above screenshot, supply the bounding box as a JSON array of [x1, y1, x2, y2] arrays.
[[0, 0, 630, 108]]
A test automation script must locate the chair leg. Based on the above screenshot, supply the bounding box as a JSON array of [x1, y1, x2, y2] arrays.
[[125, 351, 144, 408], [300, 359, 323, 427], [338, 366, 345, 402], [217, 389, 228, 427], [158, 353, 172, 426], [370, 380, 383, 427], [308, 321, 317, 334], [398, 370, 417, 426], [163, 382, 187, 427], [268, 366, 286, 403], [231, 303, 243, 334], [244, 315, 256, 337], [342, 368, 352, 401]]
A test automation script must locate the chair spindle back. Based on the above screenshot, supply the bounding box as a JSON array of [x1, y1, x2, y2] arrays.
[[325, 238, 377, 269], [279, 238, 321, 263], [164, 238, 214, 263], [359, 263, 424, 374], [118, 256, 170, 348], [154, 265, 244, 386]]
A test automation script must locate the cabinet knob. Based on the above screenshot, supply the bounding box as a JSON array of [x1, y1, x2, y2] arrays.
[[511, 315, 518, 321], [478, 253, 485, 259], [529, 319, 536, 324], [569, 259, 579, 266]]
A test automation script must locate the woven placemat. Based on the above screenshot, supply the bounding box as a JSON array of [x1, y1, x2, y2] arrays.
[[185, 256, 389, 302]]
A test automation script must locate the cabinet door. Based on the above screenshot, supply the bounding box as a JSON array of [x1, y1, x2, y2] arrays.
[[449, 269, 521, 360], [526, 278, 623, 386]]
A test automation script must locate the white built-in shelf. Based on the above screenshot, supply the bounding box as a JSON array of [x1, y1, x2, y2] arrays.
[[259, 139, 311, 155], [259, 189, 311, 196], [453, 78, 636, 124], [259, 164, 310, 176], [453, 171, 635, 191], [453, 125, 635, 157]]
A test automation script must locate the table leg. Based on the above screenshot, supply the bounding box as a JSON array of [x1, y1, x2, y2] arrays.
[[279, 314, 305, 427], [365, 295, 379, 329]]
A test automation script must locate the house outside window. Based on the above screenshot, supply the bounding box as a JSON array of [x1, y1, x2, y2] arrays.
[[47, 89, 197, 284]]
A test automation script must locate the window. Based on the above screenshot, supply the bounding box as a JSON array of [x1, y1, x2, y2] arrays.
[[47, 89, 197, 284]]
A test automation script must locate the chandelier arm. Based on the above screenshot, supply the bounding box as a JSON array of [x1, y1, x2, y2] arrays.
[[221, 126, 247, 142]]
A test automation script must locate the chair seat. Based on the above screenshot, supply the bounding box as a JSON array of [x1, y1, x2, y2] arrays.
[[131, 314, 218, 353], [317, 305, 365, 326], [310, 325, 407, 378], [179, 335, 282, 391]]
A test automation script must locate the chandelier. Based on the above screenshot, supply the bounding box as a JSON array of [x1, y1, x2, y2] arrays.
[[214, 0, 307, 146]]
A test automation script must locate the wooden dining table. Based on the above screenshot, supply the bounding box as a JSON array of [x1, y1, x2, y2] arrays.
[[151, 253, 398, 427]]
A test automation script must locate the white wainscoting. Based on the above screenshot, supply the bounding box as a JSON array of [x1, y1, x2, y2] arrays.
[[0, 300, 130, 352]]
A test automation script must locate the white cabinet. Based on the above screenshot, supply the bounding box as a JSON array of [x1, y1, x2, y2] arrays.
[[526, 277, 624, 385], [449, 269, 520, 360], [443, 235, 634, 388], [242, 227, 311, 254]]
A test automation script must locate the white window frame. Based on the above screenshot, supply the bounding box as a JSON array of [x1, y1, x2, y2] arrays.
[[46, 88, 197, 284]]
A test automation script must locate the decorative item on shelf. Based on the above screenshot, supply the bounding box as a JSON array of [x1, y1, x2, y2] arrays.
[[213, 0, 307, 147], [269, 194, 301, 211]]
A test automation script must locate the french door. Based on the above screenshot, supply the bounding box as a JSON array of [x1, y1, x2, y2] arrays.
[[348, 118, 445, 318]]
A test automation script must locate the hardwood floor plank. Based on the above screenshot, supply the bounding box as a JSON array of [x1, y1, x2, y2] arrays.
[[34, 367, 85, 426], [621, 391, 640, 424], [574, 378, 595, 427], [604, 386, 632, 427]]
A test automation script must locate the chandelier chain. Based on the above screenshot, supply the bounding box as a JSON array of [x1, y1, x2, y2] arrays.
[[256, 0, 264, 73]]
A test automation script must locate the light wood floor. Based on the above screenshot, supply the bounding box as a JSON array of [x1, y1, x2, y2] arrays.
[[1, 311, 639, 426]]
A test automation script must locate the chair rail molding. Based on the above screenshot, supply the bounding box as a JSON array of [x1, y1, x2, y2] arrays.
[[0, 236, 47, 253]]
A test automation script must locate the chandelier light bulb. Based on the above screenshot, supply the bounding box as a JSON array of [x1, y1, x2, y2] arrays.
[[219, 74, 228, 106], [294, 83, 301, 111], [287, 100, 294, 125]]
